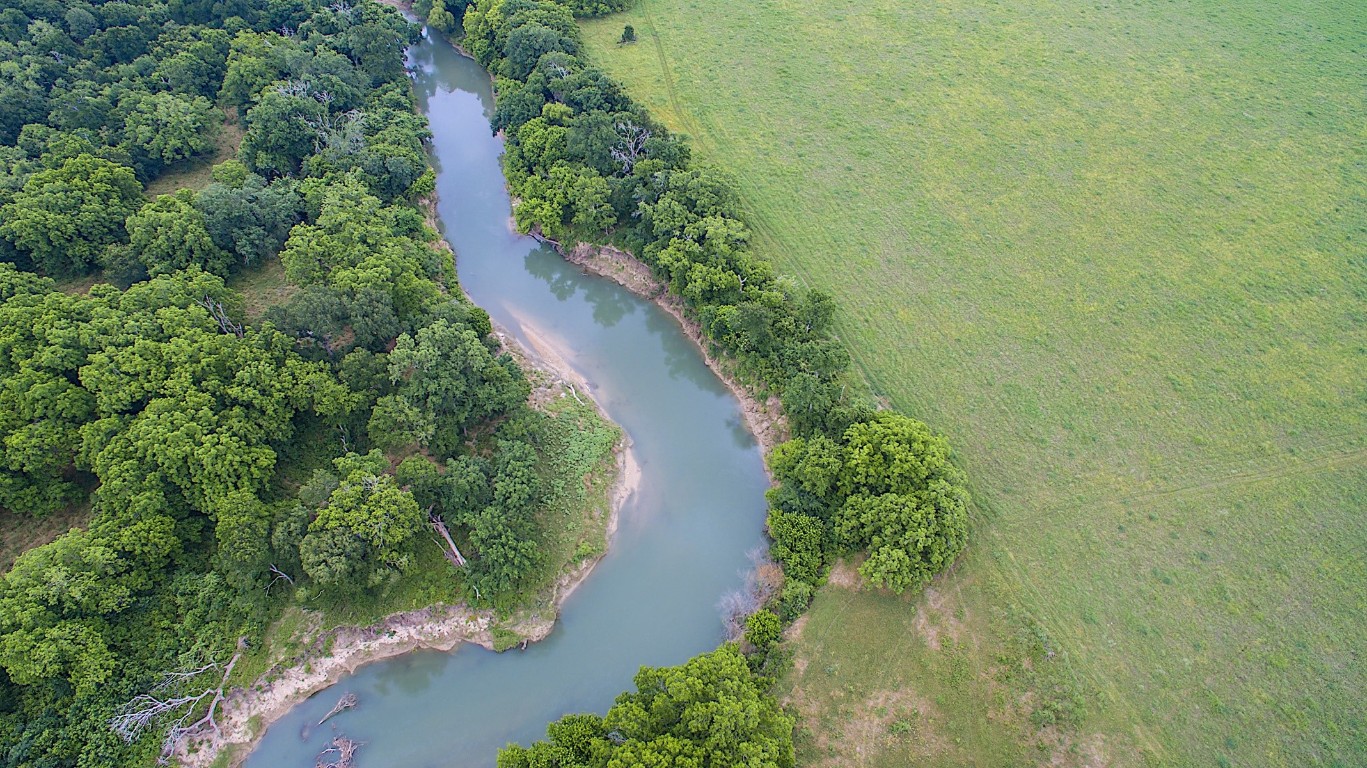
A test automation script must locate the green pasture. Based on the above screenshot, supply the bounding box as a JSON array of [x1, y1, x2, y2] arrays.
[[582, 0, 1367, 764]]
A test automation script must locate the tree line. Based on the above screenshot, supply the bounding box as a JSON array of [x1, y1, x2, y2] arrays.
[[0, 0, 598, 763], [459, 0, 972, 762], [462, 0, 969, 605]]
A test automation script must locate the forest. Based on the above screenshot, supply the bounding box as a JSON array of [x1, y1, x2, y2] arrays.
[[0, 0, 972, 762], [0, 0, 615, 763]]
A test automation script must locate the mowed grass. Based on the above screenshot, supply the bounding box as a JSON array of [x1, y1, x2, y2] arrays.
[[582, 0, 1367, 765]]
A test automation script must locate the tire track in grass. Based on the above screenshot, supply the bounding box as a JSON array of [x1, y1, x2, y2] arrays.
[[1025, 444, 1367, 524], [636, 0, 708, 147]]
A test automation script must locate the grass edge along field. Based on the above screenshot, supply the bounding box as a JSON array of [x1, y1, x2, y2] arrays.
[[581, 0, 1367, 766]]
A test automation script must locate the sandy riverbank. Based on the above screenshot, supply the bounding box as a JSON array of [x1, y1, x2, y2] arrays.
[[173, 258, 637, 768]]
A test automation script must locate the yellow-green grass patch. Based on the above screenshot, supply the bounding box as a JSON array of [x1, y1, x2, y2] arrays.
[[583, 0, 1366, 764], [144, 109, 244, 198]]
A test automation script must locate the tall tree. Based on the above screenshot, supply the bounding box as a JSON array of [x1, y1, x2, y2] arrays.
[[0, 154, 144, 276], [300, 451, 425, 589], [124, 189, 232, 276]]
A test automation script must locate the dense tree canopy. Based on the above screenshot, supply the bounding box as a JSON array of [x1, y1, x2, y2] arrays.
[[301, 452, 425, 588], [124, 189, 232, 277], [766, 413, 969, 592], [0, 154, 144, 276], [499, 646, 795, 768], [0, 1, 570, 762]]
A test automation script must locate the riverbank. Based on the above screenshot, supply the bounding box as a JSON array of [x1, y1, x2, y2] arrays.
[[174, 260, 633, 768], [559, 240, 789, 461], [216, 24, 775, 767]]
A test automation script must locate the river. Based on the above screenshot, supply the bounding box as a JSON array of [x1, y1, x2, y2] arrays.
[[240, 29, 770, 768]]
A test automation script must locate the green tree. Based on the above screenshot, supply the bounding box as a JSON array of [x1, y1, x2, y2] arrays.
[[744, 609, 781, 650], [503, 23, 578, 80], [125, 189, 232, 276], [500, 645, 795, 768], [197, 174, 301, 267], [835, 491, 966, 593], [768, 413, 969, 592], [426, 0, 458, 33], [212, 488, 272, 585], [238, 89, 327, 176], [123, 91, 218, 168], [367, 394, 435, 452], [0, 154, 144, 276], [388, 319, 529, 449], [300, 452, 425, 589], [63, 7, 98, 41]]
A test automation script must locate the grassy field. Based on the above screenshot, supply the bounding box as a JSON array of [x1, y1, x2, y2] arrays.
[[143, 109, 244, 198], [581, 0, 1367, 765]]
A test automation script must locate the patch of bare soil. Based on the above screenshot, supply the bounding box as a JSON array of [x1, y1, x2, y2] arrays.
[[0, 502, 93, 572], [826, 560, 864, 590], [785, 684, 951, 768], [1040, 730, 1111, 768], [913, 584, 968, 652], [175, 605, 502, 767]]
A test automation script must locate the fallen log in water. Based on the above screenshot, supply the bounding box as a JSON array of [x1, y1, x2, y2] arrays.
[[317, 692, 358, 726], [315, 734, 363, 768]]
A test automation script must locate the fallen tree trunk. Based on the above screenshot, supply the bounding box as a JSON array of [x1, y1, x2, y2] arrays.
[[430, 511, 466, 566], [317, 692, 357, 726]]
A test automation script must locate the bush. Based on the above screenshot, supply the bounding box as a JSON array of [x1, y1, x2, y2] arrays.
[[778, 581, 814, 622], [744, 609, 782, 650]]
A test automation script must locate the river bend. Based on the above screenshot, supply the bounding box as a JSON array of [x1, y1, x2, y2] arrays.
[[242, 31, 770, 768]]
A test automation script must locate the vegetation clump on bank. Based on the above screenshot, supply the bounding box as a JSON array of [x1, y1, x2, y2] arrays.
[[0, 1, 619, 764], [500, 645, 795, 768]]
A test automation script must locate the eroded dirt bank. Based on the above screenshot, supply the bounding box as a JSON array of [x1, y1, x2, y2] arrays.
[[560, 241, 789, 461]]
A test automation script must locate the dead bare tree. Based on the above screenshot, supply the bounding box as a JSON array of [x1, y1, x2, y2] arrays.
[[317, 692, 358, 726], [718, 546, 780, 640], [611, 120, 652, 173], [109, 652, 241, 764], [429, 509, 466, 566], [199, 296, 244, 338], [267, 563, 295, 593], [316, 734, 364, 768], [303, 108, 365, 155], [276, 79, 312, 98]]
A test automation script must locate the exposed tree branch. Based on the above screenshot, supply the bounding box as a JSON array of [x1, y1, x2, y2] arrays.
[[611, 120, 652, 174], [267, 563, 295, 594], [198, 296, 244, 338], [109, 652, 241, 765], [317, 692, 358, 726], [315, 733, 363, 768]]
